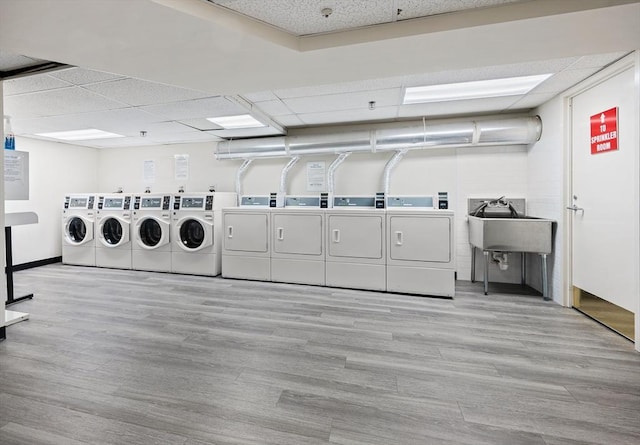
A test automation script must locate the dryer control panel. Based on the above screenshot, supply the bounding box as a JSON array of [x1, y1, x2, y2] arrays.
[[134, 195, 172, 210], [174, 195, 214, 211], [97, 195, 131, 210], [64, 195, 95, 210]]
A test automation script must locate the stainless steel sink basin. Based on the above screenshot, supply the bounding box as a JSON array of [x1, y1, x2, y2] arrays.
[[468, 215, 553, 253], [468, 214, 555, 300]]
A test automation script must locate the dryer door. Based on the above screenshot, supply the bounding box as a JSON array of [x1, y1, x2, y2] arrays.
[[175, 217, 213, 252], [98, 216, 130, 248], [136, 216, 170, 250], [63, 215, 94, 246]]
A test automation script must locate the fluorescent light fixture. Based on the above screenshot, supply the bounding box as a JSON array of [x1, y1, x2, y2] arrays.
[[403, 74, 552, 104], [206, 114, 265, 129], [36, 129, 125, 141]]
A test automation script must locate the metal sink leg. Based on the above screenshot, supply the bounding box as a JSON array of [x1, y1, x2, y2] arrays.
[[483, 250, 490, 295], [471, 246, 476, 282], [541, 253, 549, 301]]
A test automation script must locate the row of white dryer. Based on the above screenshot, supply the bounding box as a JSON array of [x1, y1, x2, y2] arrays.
[[61, 192, 237, 276], [221, 196, 455, 297]]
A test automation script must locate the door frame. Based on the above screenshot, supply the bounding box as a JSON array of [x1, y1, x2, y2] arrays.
[[562, 51, 640, 350]]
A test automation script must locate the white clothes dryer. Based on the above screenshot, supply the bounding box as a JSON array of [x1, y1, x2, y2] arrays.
[[270, 196, 325, 286], [325, 196, 386, 291], [95, 194, 132, 269], [221, 196, 271, 281], [385, 196, 455, 297], [131, 194, 173, 273], [171, 192, 237, 276], [61, 194, 96, 266]]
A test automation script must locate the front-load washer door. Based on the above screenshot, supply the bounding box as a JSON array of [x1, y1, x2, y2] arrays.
[[136, 216, 170, 250], [175, 217, 212, 252], [98, 216, 130, 248], [64, 215, 94, 246]]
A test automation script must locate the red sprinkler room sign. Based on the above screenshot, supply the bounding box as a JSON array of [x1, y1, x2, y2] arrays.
[[590, 107, 618, 154]]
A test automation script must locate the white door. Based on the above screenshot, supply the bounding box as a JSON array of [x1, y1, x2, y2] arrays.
[[273, 213, 323, 256], [223, 212, 269, 253], [570, 65, 637, 335], [327, 214, 383, 259], [388, 215, 451, 263]]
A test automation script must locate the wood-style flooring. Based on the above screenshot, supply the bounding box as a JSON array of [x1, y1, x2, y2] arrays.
[[1, 264, 639, 445]]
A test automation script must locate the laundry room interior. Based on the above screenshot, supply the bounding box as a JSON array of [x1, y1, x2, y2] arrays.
[[1, 1, 640, 445]]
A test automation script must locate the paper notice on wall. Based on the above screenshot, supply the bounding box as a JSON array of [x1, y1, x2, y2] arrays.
[[174, 154, 189, 181], [5, 150, 29, 200], [306, 161, 326, 192], [143, 160, 156, 183]]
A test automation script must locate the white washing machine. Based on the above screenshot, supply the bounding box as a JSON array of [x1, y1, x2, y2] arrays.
[[270, 196, 325, 286], [131, 194, 173, 272], [385, 196, 455, 297], [325, 196, 386, 291], [171, 192, 237, 276], [61, 194, 96, 266], [95, 194, 132, 269], [221, 196, 271, 281]]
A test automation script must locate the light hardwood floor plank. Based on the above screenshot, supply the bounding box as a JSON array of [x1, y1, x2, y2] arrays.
[[0, 264, 638, 445]]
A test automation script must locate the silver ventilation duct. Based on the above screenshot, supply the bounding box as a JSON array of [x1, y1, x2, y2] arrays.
[[328, 152, 351, 196], [218, 137, 287, 159], [279, 156, 300, 194], [216, 116, 542, 160], [288, 131, 372, 156], [383, 149, 409, 196], [235, 159, 253, 205]]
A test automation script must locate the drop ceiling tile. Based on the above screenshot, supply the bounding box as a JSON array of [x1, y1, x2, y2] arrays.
[[76, 136, 162, 149], [243, 90, 280, 102], [298, 106, 399, 125], [273, 114, 305, 127], [507, 92, 559, 110], [178, 118, 223, 131], [84, 78, 211, 106], [136, 121, 197, 136], [140, 96, 247, 120], [4, 86, 128, 118], [253, 99, 293, 116], [4, 74, 72, 96], [274, 76, 405, 99], [11, 108, 188, 138], [209, 126, 285, 138], [27, 108, 158, 136], [283, 88, 402, 114], [49, 67, 126, 85], [568, 51, 628, 70], [398, 96, 520, 118], [149, 131, 223, 144], [402, 58, 579, 88], [529, 68, 600, 94]]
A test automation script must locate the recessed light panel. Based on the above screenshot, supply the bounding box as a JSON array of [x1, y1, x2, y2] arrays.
[[403, 74, 552, 104], [36, 128, 125, 140], [206, 114, 265, 129]]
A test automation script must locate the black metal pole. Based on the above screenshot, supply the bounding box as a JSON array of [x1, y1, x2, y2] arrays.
[[5, 226, 34, 307]]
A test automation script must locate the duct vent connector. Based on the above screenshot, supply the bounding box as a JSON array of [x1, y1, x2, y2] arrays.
[[216, 116, 541, 160]]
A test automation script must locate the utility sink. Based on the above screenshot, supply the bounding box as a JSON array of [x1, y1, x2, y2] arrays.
[[468, 215, 553, 254], [466, 198, 555, 300]]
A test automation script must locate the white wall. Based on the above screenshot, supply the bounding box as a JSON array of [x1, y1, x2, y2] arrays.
[[96, 143, 240, 194], [5, 137, 99, 265], [97, 141, 530, 283], [1, 81, 6, 328], [528, 99, 565, 303]]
